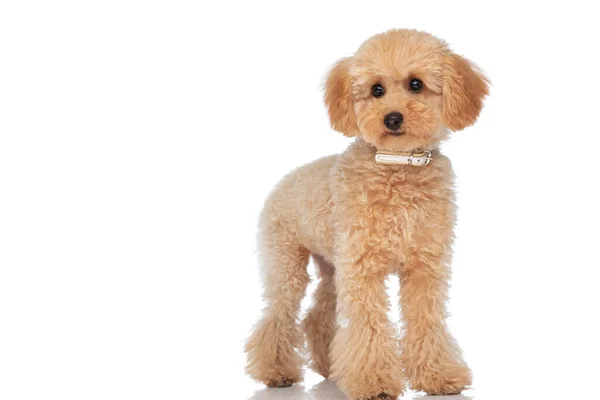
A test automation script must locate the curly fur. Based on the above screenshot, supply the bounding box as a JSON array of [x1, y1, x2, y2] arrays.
[[245, 29, 488, 399]]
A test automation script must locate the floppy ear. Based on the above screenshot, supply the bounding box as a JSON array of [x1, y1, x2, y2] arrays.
[[324, 57, 359, 137], [442, 53, 490, 131]]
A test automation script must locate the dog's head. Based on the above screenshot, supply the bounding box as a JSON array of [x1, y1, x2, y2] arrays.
[[324, 29, 489, 151]]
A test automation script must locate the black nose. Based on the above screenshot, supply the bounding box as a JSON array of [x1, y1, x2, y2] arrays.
[[384, 112, 404, 131]]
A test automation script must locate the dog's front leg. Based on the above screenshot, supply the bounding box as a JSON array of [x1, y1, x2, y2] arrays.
[[399, 252, 472, 395], [330, 251, 404, 400]]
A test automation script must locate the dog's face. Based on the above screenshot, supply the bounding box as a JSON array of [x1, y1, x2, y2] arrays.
[[324, 30, 489, 151]]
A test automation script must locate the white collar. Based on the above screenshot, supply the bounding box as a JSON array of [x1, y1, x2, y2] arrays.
[[374, 149, 433, 166]]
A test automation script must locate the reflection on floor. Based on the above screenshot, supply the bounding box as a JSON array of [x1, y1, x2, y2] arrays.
[[248, 380, 346, 400], [248, 379, 473, 400]]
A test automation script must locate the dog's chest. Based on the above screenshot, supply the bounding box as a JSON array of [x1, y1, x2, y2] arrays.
[[379, 171, 450, 229], [333, 159, 454, 249]]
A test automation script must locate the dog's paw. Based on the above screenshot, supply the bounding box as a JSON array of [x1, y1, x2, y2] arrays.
[[421, 382, 466, 396], [266, 378, 296, 388], [410, 363, 471, 395], [359, 393, 395, 400]]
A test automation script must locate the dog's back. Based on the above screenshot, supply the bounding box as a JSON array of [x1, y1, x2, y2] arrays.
[[259, 154, 338, 262]]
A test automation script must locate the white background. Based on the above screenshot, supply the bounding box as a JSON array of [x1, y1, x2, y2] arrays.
[[1, 1, 599, 399]]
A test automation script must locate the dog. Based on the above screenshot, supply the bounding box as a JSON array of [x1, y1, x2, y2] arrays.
[[245, 29, 489, 400]]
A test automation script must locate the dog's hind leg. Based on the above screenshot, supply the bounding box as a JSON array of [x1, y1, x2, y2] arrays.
[[245, 218, 310, 388], [302, 254, 336, 378]]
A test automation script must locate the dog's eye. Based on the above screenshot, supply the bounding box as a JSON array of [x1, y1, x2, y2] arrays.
[[371, 84, 385, 98], [408, 79, 424, 93]]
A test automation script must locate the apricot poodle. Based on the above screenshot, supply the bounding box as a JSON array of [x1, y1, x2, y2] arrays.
[[245, 29, 489, 400]]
